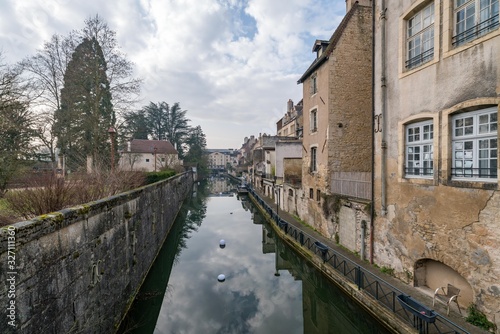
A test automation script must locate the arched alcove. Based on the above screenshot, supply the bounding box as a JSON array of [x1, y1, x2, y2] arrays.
[[414, 259, 473, 306]]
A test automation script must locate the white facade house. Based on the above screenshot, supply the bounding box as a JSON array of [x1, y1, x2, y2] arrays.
[[119, 139, 179, 172]]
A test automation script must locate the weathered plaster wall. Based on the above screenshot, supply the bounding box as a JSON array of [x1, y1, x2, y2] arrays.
[[0, 172, 193, 333], [373, 0, 500, 326]]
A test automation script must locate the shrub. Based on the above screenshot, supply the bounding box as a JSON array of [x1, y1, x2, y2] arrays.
[[5, 170, 146, 220], [145, 170, 176, 184]]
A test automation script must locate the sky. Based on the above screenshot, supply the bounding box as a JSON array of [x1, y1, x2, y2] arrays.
[[0, 0, 347, 149]]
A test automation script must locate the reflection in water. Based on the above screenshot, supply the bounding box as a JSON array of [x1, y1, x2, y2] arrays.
[[119, 179, 390, 334]]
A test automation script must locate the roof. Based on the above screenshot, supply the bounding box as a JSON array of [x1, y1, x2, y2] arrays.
[[297, 2, 360, 84], [205, 149, 237, 155], [126, 139, 178, 154]]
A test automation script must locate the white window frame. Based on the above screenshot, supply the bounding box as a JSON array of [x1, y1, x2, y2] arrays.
[[406, 2, 435, 69], [310, 146, 317, 172], [451, 107, 498, 181], [310, 109, 318, 132], [453, 0, 499, 46], [405, 120, 434, 178]]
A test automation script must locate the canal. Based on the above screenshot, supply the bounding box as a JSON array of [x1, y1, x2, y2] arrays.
[[118, 178, 392, 334]]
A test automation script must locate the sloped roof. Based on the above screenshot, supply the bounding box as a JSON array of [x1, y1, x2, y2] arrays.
[[205, 149, 237, 155], [126, 139, 178, 154], [297, 2, 360, 84]]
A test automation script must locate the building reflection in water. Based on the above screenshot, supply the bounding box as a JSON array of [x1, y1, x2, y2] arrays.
[[120, 179, 389, 334], [257, 211, 389, 334]]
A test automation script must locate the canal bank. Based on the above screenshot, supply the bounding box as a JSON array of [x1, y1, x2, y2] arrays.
[[0, 172, 193, 334], [246, 186, 487, 334]]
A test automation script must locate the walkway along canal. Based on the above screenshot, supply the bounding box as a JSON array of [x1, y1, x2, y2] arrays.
[[246, 185, 485, 334], [119, 179, 393, 333]]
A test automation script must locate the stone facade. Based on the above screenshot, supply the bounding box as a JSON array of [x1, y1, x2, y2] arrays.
[[0, 172, 193, 333], [297, 2, 373, 250], [373, 0, 500, 327]]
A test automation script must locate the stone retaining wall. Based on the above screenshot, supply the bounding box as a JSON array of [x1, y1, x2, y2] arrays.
[[0, 172, 193, 333]]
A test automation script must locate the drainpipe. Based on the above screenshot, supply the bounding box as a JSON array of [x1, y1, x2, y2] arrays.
[[370, 0, 375, 264], [380, 0, 388, 217], [361, 220, 366, 261]]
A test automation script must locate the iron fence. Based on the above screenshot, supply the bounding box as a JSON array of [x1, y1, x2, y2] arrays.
[[247, 187, 471, 334]]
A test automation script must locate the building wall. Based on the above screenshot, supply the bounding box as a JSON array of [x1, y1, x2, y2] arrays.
[[300, 4, 373, 243], [120, 153, 179, 172], [208, 152, 233, 169], [373, 0, 500, 324], [276, 141, 302, 178], [0, 173, 193, 333]]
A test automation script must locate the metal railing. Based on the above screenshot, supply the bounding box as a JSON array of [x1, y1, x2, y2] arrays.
[[405, 167, 434, 177], [405, 48, 434, 69], [247, 186, 471, 334], [451, 167, 497, 179], [452, 15, 499, 46]]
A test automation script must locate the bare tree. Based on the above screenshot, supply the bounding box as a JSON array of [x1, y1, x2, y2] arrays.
[[0, 53, 36, 196], [20, 33, 77, 163]]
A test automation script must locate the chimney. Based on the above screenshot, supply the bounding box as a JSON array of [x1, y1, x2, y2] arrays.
[[346, 0, 372, 12], [287, 99, 294, 113]]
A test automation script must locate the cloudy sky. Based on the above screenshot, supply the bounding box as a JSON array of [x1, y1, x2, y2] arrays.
[[0, 0, 346, 149]]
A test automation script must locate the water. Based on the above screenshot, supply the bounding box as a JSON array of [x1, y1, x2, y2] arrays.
[[119, 180, 391, 334]]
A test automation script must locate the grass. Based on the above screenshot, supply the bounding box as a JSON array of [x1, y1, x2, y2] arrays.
[[0, 198, 22, 227]]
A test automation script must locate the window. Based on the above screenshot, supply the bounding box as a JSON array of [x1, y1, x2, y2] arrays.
[[452, 107, 497, 180], [310, 147, 317, 172], [310, 74, 318, 95], [309, 188, 314, 199], [405, 121, 434, 177], [406, 3, 435, 69], [453, 0, 499, 46], [310, 109, 318, 132], [316, 189, 321, 202], [145, 159, 150, 162]]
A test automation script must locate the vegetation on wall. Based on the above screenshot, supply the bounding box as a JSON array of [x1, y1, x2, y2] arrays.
[[465, 304, 496, 332], [321, 193, 342, 218]]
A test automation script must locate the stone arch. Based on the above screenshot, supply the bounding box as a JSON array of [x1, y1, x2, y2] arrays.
[[414, 258, 473, 306]]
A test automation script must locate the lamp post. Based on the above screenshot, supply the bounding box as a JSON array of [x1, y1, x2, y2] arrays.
[[108, 127, 116, 173], [273, 175, 279, 218]]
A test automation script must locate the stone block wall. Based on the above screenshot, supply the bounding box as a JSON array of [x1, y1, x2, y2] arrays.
[[0, 172, 193, 333]]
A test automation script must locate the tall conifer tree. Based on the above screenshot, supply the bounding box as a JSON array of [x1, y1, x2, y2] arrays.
[[55, 37, 113, 171]]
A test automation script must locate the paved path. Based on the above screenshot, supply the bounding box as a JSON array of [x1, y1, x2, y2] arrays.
[[250, 187, 487, 334]]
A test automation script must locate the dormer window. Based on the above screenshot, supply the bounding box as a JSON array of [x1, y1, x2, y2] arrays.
[[312, 39, 329, 58]]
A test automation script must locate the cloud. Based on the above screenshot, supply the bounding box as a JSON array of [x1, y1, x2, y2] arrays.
[[0, 0, 346, 148]]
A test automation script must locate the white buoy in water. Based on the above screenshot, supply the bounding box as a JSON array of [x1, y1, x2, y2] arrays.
[[219, 239, 226, 248], [218, 274, 226, 282]]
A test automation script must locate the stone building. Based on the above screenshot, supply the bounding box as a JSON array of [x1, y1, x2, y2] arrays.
[[296, 0, 373, 253], [206, 149, 238, 172], [373, 0, 499, 326], [252, 134, 280, 198], [277, 99, 303, 138]]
